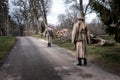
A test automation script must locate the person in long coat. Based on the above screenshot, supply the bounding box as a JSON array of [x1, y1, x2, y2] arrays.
[[45, 26, 54, 47], [72, 17, 90, 66]]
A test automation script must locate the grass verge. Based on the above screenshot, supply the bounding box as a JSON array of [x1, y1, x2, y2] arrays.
[[32, 35, 46, 40], [0, 36, 16, 65], [32, 35, 120, 76], [52, 38, 120, 76]]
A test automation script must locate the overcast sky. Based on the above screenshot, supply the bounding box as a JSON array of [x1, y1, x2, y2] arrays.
[[47, 0, 97, 25], [9, 0, 97, 25], [8, 0, 66, 25], [47, 0, 66, 25]]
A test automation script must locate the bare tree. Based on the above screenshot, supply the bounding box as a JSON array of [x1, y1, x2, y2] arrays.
[[11, 0, 51, 35], [11, 8, 25, 36], [28, 0, 51, 34], [12, 0, 33, 36], [29, 0, 42, 34], [65, 0, 93, 22], [58, 9, 78, 29], [0, 0, 9, 36], [39, 0, 51, 29]]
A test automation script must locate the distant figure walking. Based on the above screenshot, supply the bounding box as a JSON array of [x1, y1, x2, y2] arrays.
[[72, 17, 90, 66], [45, 26, 54, 47]]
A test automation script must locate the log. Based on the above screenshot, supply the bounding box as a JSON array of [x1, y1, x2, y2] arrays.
[[90, 34, 115, 46]]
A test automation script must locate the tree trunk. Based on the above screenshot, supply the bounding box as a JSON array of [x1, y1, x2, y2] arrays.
[[6, 15, 10, 36], [115, 32, 120, 42], [41, 0, 48, 25], [36, 18, 40, 34], [29, 0, 41, 34], [19, 26, 24, 36], [79, 0, 85, 22]]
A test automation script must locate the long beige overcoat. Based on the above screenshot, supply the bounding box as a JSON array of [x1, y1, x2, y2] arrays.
[[72, 21, 90, 58], [45, 27, 54, 44]]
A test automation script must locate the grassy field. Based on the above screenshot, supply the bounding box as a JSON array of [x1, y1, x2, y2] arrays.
[[0, 36, 16, 64], [52, 38, 120, 76]]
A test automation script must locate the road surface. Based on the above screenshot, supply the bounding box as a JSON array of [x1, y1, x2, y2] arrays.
[[0, 37, 119, 80]]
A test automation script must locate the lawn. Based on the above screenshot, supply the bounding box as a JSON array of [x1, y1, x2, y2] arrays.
[[0, 36, 16, 64]]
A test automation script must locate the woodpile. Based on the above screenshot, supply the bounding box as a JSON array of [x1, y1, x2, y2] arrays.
[[55, 28, 69, 38], [90, 34, 115, 46], [53, 28, 71, 42], [42, 27, 116, 46]]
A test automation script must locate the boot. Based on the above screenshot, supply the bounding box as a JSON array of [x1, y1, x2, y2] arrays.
[[47, 43, 49, 47], [77, 58, 82, 66], [48, 43, 51, 47], [83, 58, 87, 66]]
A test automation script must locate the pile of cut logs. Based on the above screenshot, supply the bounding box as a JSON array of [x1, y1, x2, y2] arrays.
[[43, 27, 115, 46], [90, 34, 115, 46]]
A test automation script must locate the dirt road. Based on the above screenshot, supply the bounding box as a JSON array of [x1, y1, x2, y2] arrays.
[[0, 37, 119, 80]]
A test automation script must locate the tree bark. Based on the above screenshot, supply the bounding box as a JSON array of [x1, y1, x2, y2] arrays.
[[41, 0, 48, 25], [29, 0, 41, 34], [79, 0, 85, 21]]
